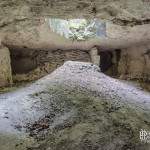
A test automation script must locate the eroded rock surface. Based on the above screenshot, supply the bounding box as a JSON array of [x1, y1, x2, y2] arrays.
[[0, 21, 149, 86], [106, 23, 150, 82], [11, 48, 91, 82], [0, 44, 12, 87], [0, 0, 150, 26], [0, 0, 150, 85]]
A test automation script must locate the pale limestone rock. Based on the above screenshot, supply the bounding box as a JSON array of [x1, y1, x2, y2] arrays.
[[0, 45, 12, 87], [90, 47, 100, 66]]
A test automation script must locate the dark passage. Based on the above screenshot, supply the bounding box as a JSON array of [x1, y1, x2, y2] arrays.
[[10, 48, 37, 74], [99, 51, 113, 72], [99, 49, 121, 76]]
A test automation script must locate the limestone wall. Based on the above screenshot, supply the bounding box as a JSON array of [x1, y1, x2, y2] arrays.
[[106, 23, 150, 81], [12, 49, 91, 82], [118, 45, 150, 81], [0, 45, 12, 87]]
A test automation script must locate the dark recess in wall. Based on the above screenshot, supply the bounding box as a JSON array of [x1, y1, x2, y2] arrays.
[[99, 51, 113, 72], [99, 49, 121, 76], [10, 48, 37, 74]]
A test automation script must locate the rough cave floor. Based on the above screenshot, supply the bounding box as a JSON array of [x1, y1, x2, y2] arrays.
[[0, 61, 150, 150]]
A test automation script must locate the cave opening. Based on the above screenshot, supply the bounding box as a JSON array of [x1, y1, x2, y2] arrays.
[[99, 51, 113, 72], [10, 48, 38, 75], [99, 49, 121, 76]]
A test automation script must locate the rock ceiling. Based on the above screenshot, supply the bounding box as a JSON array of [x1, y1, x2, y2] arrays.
[[0, 0, 150, 29]]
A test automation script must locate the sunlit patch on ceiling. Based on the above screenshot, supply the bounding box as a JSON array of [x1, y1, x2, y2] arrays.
[[46, 18, 106, 40]]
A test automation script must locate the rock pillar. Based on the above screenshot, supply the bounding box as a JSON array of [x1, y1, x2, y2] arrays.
[[90, 47, 100, 66], [0, 44, 12, 87]]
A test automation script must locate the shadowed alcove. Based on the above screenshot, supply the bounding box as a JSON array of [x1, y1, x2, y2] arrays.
[[99, 49, 121, 76], [10, 48, 38, 74]]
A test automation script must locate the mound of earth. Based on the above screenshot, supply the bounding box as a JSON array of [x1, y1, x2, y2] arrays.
[[0, 61, 150, 150]]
